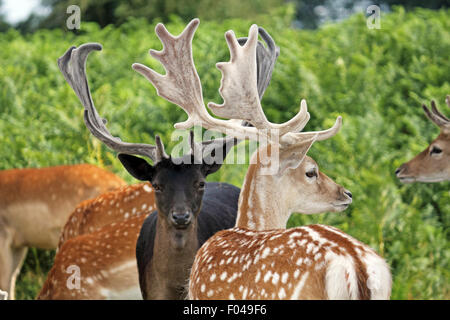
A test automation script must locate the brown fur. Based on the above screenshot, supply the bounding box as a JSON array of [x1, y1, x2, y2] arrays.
[[58, 183, 155, 248], [37, 214, 147, 300], [190, 225, 382, 300], [0, 164, 125, 299]]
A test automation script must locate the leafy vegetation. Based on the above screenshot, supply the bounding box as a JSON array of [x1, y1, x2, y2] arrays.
[[0, 7, 448, 299]]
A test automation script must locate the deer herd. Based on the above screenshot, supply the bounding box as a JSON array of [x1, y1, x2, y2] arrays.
[[0, 19, 448, 300]]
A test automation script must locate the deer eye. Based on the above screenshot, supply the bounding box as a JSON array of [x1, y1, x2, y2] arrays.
[[305, 169, 317, 178], [430, 146, 442, 155], [196, 181, 206, 189]]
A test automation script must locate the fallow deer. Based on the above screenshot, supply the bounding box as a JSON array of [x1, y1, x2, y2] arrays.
[[0, 164, 125, 299], [57, 182, 155, 249], [396, 96, 450, 183], [38, 26, 276, 299], [130, 19, 391, 300]]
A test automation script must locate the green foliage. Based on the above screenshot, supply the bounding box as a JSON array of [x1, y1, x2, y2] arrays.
[[36, 0, 286, 31], [0, 7, 449, 299]]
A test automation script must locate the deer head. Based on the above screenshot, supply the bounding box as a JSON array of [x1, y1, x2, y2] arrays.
[[396, 96, 450, 183], [132, 19, 351, 230]]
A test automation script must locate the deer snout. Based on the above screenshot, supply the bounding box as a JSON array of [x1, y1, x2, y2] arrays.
[[343, 189, 352, 200], [341, 188, 352, 204], [170, 211, 192, 228], [335, 186, 352, 207], [395, 163, 415, 183], [395, 164, 407, 177]]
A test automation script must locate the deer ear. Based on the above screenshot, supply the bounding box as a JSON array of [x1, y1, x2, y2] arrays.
[[118, 153, 155, 181], [201, 137, 239, 176], [278, 137, 316, 175]]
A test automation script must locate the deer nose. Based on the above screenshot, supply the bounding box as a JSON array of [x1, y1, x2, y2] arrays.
[[170, 211, 192, 227], [344, 190, 352, 199], [395, 164, 406, 176]]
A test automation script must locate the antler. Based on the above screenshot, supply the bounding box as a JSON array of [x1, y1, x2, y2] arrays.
[[133, 19, 340, 146], [237, 27, 279, 100], [58, 43, 167, 163], [133, 19, 280, 142], [422, 97, 450, 128]]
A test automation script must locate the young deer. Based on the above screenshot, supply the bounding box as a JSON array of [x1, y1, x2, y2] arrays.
[[396, 96, 450, 183], [131, 19, 391, 299], [0, 164, 125, 299], [38, 27, 275, 299]]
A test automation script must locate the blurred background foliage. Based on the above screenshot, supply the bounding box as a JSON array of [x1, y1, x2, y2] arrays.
[[0, 0, 448, 300]]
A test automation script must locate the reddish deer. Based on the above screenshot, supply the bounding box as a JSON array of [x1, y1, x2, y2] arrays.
[[141, 21, 393, 299], [38, 214, 147, 299], [396, 96, 450, 183], [0, 164, 125, 299], [38, 26, 275, 299]]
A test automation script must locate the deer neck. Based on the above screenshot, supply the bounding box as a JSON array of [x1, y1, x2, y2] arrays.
[[149, 214, 199, 298], [236, 146, 291, 231]]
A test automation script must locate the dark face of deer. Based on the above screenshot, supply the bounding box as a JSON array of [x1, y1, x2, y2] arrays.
[[118, 153, 223, 248]]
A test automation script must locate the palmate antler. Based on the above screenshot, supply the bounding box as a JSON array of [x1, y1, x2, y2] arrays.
[[133, 19, 341, 146], [58, 23, 279, 163], [58, 43, 165, 162]]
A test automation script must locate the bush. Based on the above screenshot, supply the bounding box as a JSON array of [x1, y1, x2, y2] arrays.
[[1, 7, 448, 299]]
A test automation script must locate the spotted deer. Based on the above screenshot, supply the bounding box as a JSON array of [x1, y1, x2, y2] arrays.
[[138, 21, 393, 299], [57, 182, 155, 249], [396, 96, 450, 183], [38, 26, 276, 299], [0, 164, 125, 299]]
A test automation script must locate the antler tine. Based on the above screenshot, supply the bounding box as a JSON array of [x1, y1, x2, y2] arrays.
[[58, 43, 159, 162], [255, 27, 280, 99], [423, 100, 449, 128], [281, 115, 342, 146], [154, 135, 169, 162], [446, 95, 450, 108], [237, 27, 279, 100], [208, 24, 310, 135], [431, 100, 449, 122]]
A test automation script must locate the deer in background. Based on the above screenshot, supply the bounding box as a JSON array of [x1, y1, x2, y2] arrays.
[[0, 164, 125, 299], [135, 20, 392, 299], [38, 26, 275, 299], [396, 96, 450, 183], [57, 182, 155, 249]]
